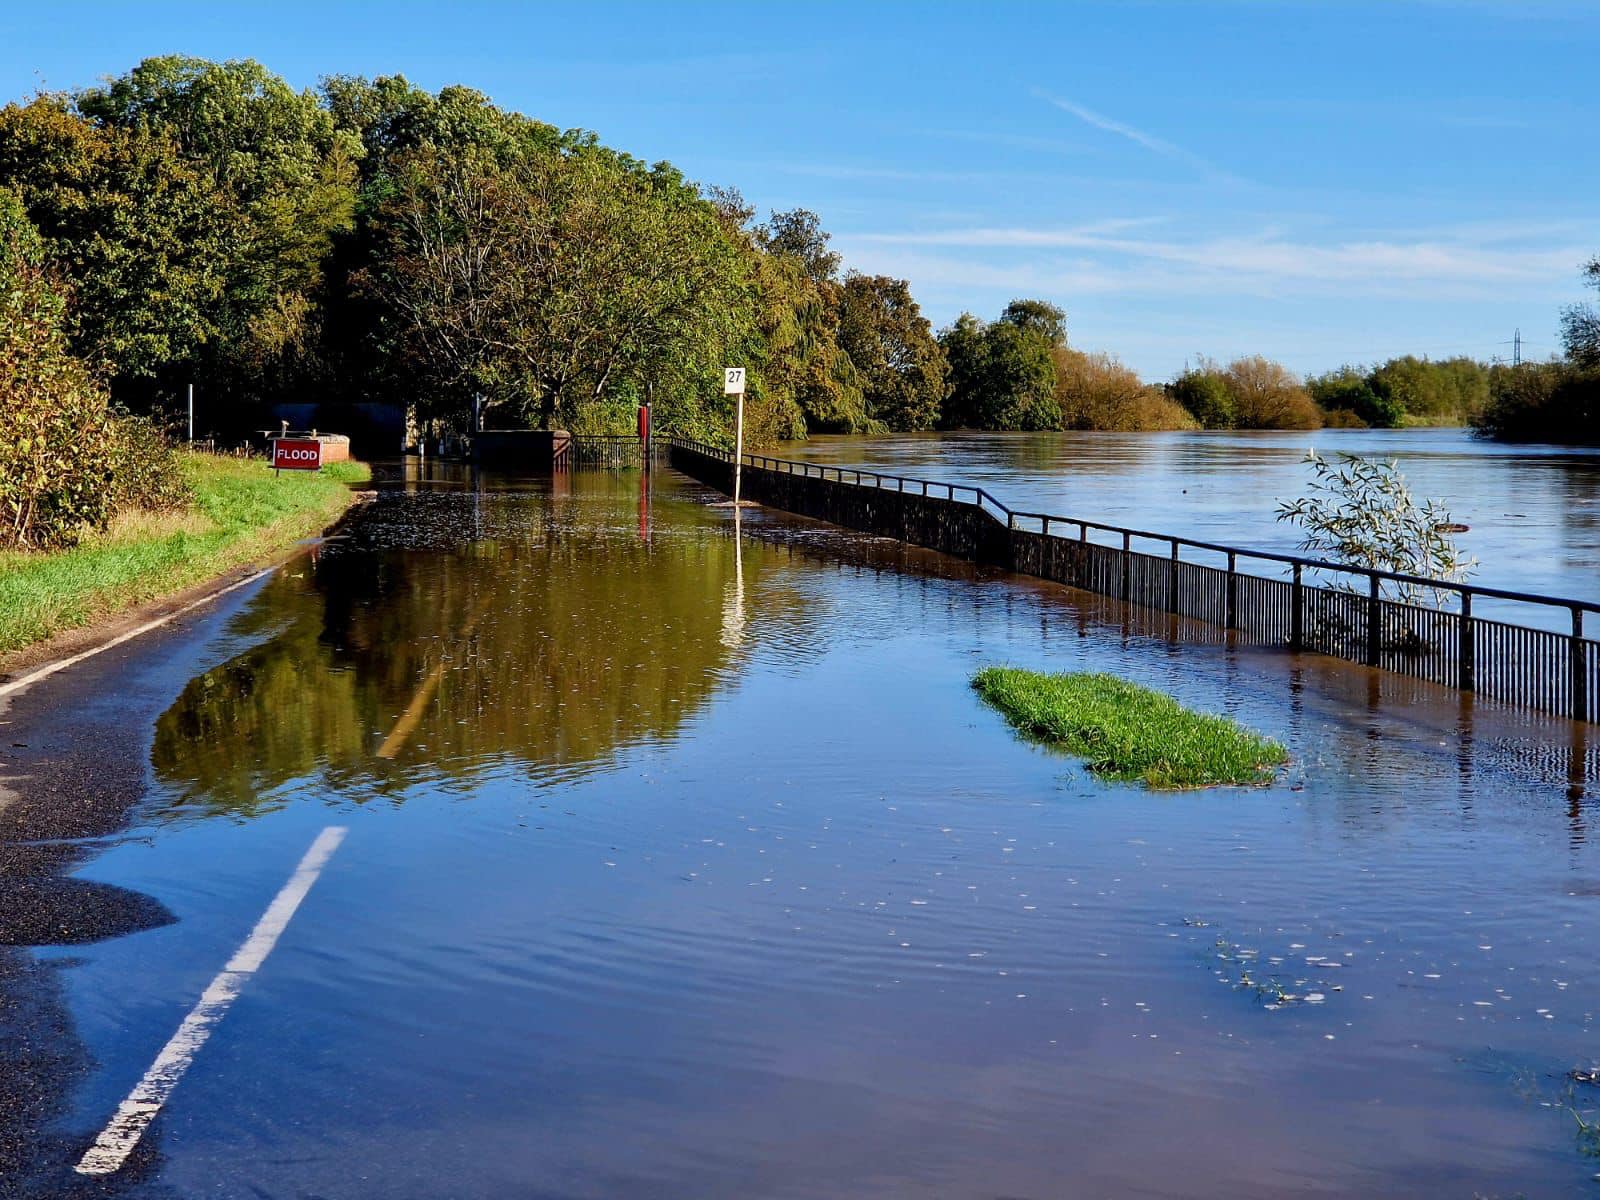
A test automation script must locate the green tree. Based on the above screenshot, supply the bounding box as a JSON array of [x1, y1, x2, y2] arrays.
[[939, 310, 1058, 430], [0, 96, 229, 383], [77, 56, 359, 364], [835, 273, 947, 430], [1169, 364, 1236, 428], [365, 142, 748, 432], [1560, 256, 1600, 368], [998, 297, 1066, 346], [754, 208, 840, 284], [1477, 361, 1600, 444], [1308, 365, 1401, 428]]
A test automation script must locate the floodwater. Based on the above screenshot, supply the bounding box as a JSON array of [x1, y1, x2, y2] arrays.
[[789, 429, 1600, 625], [2, 464, 1599, 1199]]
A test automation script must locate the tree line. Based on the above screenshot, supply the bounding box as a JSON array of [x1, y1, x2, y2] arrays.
[[3, 54, 1594, 546], [1471, 260, 1600, 443]]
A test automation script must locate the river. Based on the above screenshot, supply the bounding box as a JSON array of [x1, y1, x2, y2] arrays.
[[0, 463, 1595, 1198], [786, 428, 1600, 622]]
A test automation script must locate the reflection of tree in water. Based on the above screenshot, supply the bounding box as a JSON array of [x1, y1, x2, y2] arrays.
[[151, 481, 806, 814]]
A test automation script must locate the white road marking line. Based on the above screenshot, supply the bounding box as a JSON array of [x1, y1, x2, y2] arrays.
[[74, 825, 348, 1176], [0, 567, 275, 703]]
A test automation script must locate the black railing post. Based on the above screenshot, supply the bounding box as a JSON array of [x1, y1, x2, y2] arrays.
[[1573, 607, 1589, 723], [1121, 531, 1131, 599], [1290, 562, 1304, 651], [1225, 551, 1237, 631], [1168, 539, 1180, 613], [1458, 591, 1475, 692], [1366, 573, 1382, 666]]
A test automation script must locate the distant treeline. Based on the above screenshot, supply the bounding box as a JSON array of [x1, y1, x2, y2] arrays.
[[1471, 258, 1600, 444], [2, 54, 1596, 455]]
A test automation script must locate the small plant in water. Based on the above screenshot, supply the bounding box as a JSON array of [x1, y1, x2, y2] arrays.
[[1276, 450, 1477, 607]]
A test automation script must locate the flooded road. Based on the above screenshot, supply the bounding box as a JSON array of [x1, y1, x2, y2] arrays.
[[2, 464, 1598, 1199], [790, 429, 1600, 625]]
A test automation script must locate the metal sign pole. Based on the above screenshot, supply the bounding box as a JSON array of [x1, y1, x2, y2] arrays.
[[724, 366, 747, 507], [187, 382, 194, 443], [733, 391, 744, 506]]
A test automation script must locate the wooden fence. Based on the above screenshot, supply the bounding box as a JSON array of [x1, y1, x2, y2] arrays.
[[666, 438, 1599, 724]]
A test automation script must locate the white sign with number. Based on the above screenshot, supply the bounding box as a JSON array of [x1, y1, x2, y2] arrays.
[[723, 367, 747, 395]]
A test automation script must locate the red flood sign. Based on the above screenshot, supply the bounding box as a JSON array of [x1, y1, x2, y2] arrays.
[[272, 438, 323, 471]]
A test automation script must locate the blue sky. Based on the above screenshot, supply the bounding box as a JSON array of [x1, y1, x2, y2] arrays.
[[4, 0, 1596, 380]]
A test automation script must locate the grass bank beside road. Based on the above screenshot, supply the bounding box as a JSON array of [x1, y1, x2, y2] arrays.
[[0, 453, 369, 662], [972, 667, 1287, 789]]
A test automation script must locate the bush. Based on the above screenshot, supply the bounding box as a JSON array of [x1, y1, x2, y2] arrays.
[[1370, 355, 1487, 422], [1475, 361, 1600, 444], [1169, 366, 1236, 428], [1275, 450, 1475, 605], [1054, 348, 1194, 431], [1170, 356, 1321, 430], [1223, 355, 1322, 430], [1308, 366, 1401, 428], [0, 189, 187, 550]]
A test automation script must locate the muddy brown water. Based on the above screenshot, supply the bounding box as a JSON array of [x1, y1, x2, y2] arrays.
[[2, 462, 1598, 1198]]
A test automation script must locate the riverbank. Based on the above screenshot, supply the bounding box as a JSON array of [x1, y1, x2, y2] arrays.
[[0, 453, 369, 670]]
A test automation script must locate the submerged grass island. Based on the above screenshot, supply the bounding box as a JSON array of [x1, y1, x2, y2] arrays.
[[972, 667, 1287, 790]]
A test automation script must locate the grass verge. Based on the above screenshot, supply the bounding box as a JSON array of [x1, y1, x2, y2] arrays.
[[0, 453, 369, 659], [971, 667, 1287, 789]]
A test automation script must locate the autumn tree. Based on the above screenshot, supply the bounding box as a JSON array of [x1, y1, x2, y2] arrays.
[[1055, 348, 1192, 431]]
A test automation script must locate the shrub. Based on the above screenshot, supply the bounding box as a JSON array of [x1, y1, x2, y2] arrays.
[[1222, 355, 1322, 430], [1054, 347, 1196, 431], [1320, 406, 1367, 428], [1370, 355, 1488, 422], [0, 189, 187, 549], [1275, 450, 1475, 605], [1169, 366, 1236, 428], [1475, 361, 1600, 444], [1308, 366, 1401, 428]]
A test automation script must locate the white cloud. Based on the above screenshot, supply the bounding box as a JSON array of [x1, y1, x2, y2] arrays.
[[1032, 90, 1230, 179], [841, 223, 1589, 298]]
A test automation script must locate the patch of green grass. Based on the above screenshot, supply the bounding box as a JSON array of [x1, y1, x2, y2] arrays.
[[971, 667, 1287, 790], [0, 453, 369, 658]]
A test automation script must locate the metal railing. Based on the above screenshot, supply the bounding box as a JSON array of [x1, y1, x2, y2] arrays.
[[568, 434, 648, 469], [664, 436, 1599, 723]]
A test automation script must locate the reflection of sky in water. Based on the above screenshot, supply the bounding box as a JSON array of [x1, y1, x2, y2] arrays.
[[34, 471, 1600, 1198], [791, 429, 1600, 623]]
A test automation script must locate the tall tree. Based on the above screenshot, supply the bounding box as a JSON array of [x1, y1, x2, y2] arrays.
[[939, 310, 1058, 430], [365, 143, 747, 431], [76, 56, 359, 394], [836, 273, 947, 430], [755, 208, 841, 285], [1561, 256, 1600, 368], [998, 297, 1066, 346], [0, 96, 229, 383]]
